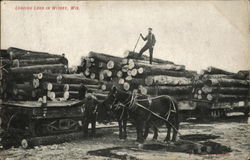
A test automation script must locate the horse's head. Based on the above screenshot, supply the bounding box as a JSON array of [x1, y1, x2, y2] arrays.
[[95, 86, 118, 123], [104, 85, 118, 105]]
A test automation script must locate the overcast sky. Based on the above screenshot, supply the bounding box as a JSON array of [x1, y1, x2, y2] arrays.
[[1, 1, 249, 72]]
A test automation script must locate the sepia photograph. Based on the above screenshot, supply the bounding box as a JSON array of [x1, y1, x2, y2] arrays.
[[0, 0, 249, 159]]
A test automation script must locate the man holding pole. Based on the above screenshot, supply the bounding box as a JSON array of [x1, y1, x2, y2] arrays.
[[137, 28, 156, 64]]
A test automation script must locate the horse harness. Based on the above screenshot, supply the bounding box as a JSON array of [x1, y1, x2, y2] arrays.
[[117, 90, 177, 122]]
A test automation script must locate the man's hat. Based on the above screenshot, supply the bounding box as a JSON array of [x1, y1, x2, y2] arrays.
[[148, 27, 152, 31]]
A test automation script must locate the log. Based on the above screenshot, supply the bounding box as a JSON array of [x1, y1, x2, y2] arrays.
[[205, 78, 250, 87], [88, 51, 123, 68], [142, 86, 192, 95], [137, 68, 194, 78], [93, 93, 108, 101], [116, 71, 123, 78], [107, 60, 115, 69], [207, 94, 248, 102], [17, 58, 65, 67], [125, 75, 133, 81], [84, 68, 91, 77], [10, 73, 41, 82], [127, 78, 145, 88], [202, 74, 245, 80], [145, 75, 192, 86], [90, 73, 96, 79], [12, 83, 33, 95], [0, 50, 10, 59], [50, 83, 69, 92], [10, 64, 67, 74], [202, 86, 249, 95], [100, 82, 113, 91], [60, 74, 99, 85], [38, 73, 62, 83], [32, 79, 40, 88], [131, 68, 138, 77], [134, 61, 185, 72], [0, 59, 12, 66], [49, 91, 72, 100], [238, 70, 250, 80], [123, 82, 130, 91], [7, 47, 63, 59], [124, 51, 174, 64], [118, 78, 125, 84], [207, 66, 236, 75], [51, 84, 100, 92], [11, 84, 42, 100], [42, 82, 53, 91]]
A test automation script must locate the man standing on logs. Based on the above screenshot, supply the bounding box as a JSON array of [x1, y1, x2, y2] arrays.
[[138, 28, 156, 64]]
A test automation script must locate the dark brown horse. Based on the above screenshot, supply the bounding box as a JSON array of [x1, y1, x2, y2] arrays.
[[105, 86, 179, 143], [110, 102, 129, 139]]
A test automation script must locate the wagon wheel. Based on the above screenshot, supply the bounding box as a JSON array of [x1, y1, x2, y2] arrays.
[[7, 113, 32, 140]]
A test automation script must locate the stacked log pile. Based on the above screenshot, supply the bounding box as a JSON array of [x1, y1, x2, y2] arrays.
[[77, 51, 197, 100], [192, 67, 250, 103], [0, 48, 66, 101], [0, 48, 96, 101]]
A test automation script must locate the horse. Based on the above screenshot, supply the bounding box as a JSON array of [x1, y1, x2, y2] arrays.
[[110, 102, 129, 139], [102, 97, 159, 141], [99, 93, 129, 140], [106, 86, 179, 143]]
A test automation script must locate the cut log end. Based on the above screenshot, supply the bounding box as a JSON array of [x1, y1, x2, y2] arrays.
[[63, 84, 69, 92], [107, 60, 115, 69], [90, 73, 96, 79], [123, 82, 130, 91], [47, 83, 53, 91], [101, 84, 107, 91], [207, 94, 213, 101], [116, 71, 123, 78], [64, 91, 70, 100], [118, 78, 125, 84], [138, 67, 144, 74], [57, 75, 63, 84], [32, 79, 40, 88], [131, 69, 138, 76], [125, 76, 132, 81], [122, 58, 128, 65]]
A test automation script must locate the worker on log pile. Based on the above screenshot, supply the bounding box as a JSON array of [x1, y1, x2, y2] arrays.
[[60, 53, 68, 67], [138, 27, 156, 64]]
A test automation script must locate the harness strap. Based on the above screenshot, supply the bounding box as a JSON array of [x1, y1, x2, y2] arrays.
[[145, 96, 152, 122], [135, 102, 181, 136], [119, 106, 125, 120], [93, 104, 98, 114]]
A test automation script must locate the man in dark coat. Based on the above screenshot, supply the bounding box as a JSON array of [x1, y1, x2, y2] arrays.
[[82, 92, 99, 136], [138, 28, 156, 64]]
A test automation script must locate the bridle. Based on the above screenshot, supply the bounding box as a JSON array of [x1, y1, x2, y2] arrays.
[[110, 88, 138, 110]]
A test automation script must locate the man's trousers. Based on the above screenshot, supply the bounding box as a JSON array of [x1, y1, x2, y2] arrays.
[[138, 45, 153, 64]]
